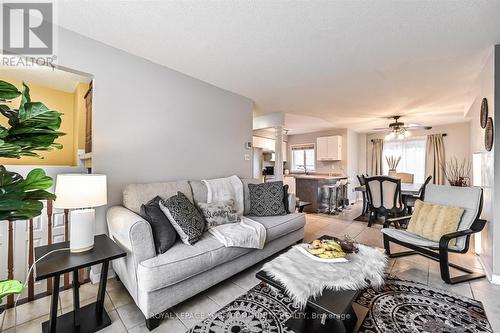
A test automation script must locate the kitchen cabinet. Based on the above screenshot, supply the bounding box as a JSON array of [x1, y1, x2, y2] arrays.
[[317, 135, 342, 161]]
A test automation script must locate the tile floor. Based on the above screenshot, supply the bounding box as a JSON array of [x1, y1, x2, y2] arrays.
[[2, 203, 500, 332]]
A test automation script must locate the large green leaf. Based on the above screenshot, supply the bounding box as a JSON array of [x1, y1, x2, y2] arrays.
[[19, 102, 49, 122], [20, 168, 53, 190], [24, 189, 56, 200], [0, 81, 21, 100]]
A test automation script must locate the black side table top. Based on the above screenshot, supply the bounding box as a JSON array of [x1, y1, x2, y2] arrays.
[[35, 234, 126, 281]]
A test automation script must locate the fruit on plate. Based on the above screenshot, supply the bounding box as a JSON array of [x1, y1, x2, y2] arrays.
[[309, 247, 326, 255], [307, 239, 346, 259], [311, 240, 322, 249]]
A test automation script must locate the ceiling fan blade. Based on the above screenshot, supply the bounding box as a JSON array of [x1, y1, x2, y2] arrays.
[[404, 125, 432, 130], [371, 128, 389, 131]]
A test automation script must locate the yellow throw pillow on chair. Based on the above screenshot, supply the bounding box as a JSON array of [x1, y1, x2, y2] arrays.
[[407, 200, 464, 246]]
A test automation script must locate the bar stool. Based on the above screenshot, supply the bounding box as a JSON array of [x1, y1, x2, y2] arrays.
[[339, 178, 350, 210], [324, 183, 340, 215]]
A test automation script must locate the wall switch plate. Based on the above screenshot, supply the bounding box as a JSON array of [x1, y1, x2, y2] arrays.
[[244, 154, 250, 161]]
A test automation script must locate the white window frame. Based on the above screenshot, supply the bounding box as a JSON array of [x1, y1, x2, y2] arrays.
[[290, 143, 316, 172]]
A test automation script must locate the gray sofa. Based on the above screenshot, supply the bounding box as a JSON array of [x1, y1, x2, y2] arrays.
[[106, 178, 306, 330]]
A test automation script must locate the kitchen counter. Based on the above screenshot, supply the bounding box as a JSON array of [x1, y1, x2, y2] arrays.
[[294, 175, 347, 213], [291, 174, 346, 180]]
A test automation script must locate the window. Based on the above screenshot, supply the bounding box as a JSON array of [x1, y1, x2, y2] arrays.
[[291, 144, 315, 172], [382, 137, 426, 183]]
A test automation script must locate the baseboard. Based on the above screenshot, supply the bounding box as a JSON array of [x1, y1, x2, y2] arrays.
[[478, 254, 495, 283], [90, 265, 116, 284], [490, 274, 500, 285]]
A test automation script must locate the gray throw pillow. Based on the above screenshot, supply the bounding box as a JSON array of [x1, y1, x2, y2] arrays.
[[198, 199, 239, 228], [248, 181, 287, 216], [160, 192, 205, 245], [140, 196, 177, 254]]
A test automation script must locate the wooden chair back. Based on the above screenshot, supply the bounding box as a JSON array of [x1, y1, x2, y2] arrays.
[[395, 172, 414, 184]]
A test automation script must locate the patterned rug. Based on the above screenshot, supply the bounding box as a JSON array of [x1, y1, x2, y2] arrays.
[[187, 278, 493, 333], [355, 277, 493, 333], [187, 283, 299, 333]]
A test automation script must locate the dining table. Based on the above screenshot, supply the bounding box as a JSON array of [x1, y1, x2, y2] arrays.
[[354, 183, 422, 215]]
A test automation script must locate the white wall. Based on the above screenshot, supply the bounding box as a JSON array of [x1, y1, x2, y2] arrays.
[[466, 46, 496, 278], [56, 27, 254, 234], [366, 122, 471, 178]]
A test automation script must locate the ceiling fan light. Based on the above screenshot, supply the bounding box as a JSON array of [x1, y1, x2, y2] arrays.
[[385, 132, 395, 140]]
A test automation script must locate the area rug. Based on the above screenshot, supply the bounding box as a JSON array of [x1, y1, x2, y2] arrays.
[[355, 277, 493, 333], [186, 283, 299, 333]]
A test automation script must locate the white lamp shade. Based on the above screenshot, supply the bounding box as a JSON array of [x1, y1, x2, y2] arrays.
[[54, 174, 107, 209]]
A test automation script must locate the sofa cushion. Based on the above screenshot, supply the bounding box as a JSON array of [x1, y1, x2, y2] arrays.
[[190, 180, 207, 207], [140, 196, 177, 254], [137, 233, 251, 292], [241, 178, 261, 215], [123, 181, 193, 214], [249, 213, 305, 242]]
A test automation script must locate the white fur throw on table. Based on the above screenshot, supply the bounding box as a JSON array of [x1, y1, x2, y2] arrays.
[[262, 244, 387, 308]]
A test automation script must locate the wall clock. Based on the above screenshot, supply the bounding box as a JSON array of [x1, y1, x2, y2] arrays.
[[480, 98, 488, 128], [485, 117, 494, 151]]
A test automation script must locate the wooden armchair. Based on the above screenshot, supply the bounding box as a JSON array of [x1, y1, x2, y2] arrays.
[[382, 184, 486, 284]]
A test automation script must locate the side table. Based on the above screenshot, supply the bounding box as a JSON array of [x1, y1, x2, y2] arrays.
[[35, 234, 126, 333]]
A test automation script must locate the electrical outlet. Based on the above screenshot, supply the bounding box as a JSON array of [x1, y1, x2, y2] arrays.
[[244, 154, 250, 161]]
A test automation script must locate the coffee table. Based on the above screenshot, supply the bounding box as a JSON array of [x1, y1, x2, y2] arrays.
[[255, 235, 360, 333]]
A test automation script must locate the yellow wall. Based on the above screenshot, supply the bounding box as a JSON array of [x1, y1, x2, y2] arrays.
[[73, 82, 89, 151], [0, 77, 86, 166]]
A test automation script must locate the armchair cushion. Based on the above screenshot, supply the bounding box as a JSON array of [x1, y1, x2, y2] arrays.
[[381, 228, 463, 251], [406, 200, 464, 245]]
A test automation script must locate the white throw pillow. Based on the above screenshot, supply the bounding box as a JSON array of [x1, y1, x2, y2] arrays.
[[198, 199, 239, 229]]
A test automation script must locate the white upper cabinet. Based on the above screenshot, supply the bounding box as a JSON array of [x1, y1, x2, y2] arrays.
[[316, 135, 342, 161]]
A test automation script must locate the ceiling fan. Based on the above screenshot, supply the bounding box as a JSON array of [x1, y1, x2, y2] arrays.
[[372, 116, 432, 140]]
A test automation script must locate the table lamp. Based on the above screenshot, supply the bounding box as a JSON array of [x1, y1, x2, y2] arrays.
[[54, 174, 107, 253]]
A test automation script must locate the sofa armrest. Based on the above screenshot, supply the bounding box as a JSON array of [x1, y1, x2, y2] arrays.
[[287, 193, 297, 213], [106, 206, 156, 268]]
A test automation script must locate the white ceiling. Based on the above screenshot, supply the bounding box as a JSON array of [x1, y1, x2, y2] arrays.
[[57, 1, 500, 132]]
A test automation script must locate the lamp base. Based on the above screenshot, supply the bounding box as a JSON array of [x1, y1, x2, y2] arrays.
[[70, 209, 95, 253]]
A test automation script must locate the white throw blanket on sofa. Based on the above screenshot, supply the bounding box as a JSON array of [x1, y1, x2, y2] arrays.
[[202, 176, 266, 249]]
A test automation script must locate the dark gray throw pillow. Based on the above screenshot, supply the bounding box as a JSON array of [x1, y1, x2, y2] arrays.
[[248, 181, 287, 216], [140, 196, 177, 254], [283, 184, 290, 213], [160, 191, 205, 245]]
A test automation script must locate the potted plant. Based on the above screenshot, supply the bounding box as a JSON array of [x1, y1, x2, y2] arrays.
[[442, 157, 471, 187], [0, 79, 64, 221]]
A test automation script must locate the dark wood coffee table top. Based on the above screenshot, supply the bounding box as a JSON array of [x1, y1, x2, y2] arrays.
[[256, 270, 359, 315]]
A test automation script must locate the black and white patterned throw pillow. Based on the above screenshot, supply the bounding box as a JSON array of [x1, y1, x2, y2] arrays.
[[248, 181, 287, 216], [160, 192, 205, 245]]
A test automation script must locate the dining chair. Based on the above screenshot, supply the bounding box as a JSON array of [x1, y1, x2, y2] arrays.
[[405, 175, 432, 214], [357, 174, 368, 214], [364, 176, 405, 227], [395, 172, 414, 184]]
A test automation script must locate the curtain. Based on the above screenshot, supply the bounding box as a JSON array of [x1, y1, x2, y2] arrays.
[[371, 139, 383, 175], [426, 134, 445, 184]]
